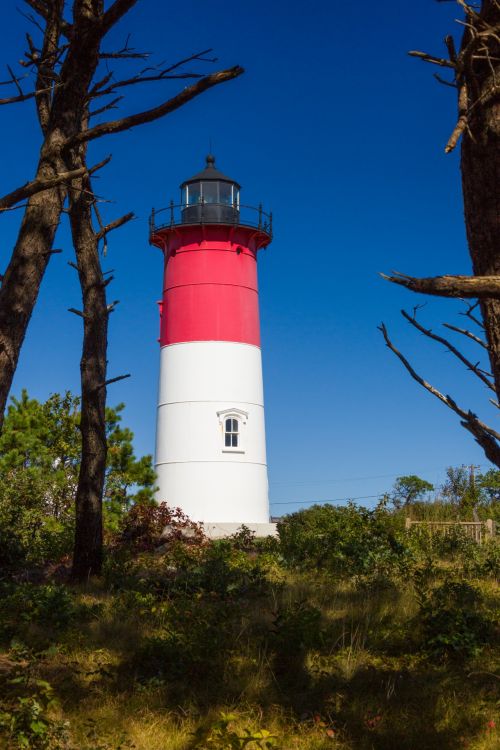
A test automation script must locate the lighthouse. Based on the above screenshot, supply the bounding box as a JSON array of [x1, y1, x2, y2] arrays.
[[149, 155, 274, 535]]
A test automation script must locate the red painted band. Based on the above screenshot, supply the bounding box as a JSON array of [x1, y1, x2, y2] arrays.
[[151, 225, 265, 347]]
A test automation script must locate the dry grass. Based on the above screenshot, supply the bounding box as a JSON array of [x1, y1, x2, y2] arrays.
[[1, 552, 498, 750]]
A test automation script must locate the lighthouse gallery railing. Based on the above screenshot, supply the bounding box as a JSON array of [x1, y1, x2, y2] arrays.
[[149, 201, 272, 238]]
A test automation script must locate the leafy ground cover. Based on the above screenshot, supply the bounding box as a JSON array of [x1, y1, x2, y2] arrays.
[[0, 504, 498, 750]]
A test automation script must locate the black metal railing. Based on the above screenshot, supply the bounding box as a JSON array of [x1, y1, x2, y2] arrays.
[[149, 200, 273, 238]]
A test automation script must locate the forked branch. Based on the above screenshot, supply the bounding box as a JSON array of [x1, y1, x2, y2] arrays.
[[89, 50, 216, 100], [379, 323, 500, 466], [0, 156, 110, 212], [72, 66, 244, 144], [0, 82, 61, 106], [401, 308, 495, 391], [95, 212, 134, 241]]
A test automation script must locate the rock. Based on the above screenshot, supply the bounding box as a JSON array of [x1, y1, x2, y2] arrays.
[[159, 524, 200, 542]]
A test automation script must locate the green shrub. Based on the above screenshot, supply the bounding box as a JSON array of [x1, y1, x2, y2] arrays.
[[416, 579, 493, 659], [0, 650, 68, 750], [461, 539, 500, 579], [277, 502, 406, 576], [271, 601, 323, 651], [191, 713, 278, 749], [0, 471, 75, 570], [0, 584, 76, 644], [133, 598, 238, 682]]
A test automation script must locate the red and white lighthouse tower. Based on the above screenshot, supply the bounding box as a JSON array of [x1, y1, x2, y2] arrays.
[[149, 155, 273, 532]]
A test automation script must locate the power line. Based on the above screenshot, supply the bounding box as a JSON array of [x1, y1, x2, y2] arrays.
[[269, 464, 490, 488], [271, 493, 386, 507]]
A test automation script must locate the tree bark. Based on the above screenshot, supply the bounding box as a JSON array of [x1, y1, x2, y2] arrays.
[[0, 1, 244, 579], [380, 272, 500, 299], [460, 1, 500, 395], [68, 158, 108, 580], [0, 1, 103, 428], [380, 2, 500, 468]]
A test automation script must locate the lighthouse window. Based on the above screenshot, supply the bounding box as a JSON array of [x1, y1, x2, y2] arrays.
[[202, 182, 218, 204], [219, 183, 232, 205], [186, 183, 201, 205], [224, 417, 239, 448]]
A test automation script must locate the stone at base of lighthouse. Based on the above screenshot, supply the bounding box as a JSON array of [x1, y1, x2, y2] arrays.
[[202, 522, 278, 539]]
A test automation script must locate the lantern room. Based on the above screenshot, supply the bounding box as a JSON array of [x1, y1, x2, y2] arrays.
[[180, 154, 241, 224]]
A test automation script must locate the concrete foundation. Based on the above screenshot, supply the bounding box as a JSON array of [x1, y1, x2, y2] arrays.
[[202, 522, 278, 539]]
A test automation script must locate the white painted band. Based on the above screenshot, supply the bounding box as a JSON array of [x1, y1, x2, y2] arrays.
[[155, 340, 269, 524]]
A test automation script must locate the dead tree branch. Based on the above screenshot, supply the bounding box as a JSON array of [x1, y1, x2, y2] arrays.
[[379, 322, 500, 466], [98, 373, 130, 389], [89, 96, 124, 118], [95, 212, 134, 241], [0, 82, 62, 105], [100, 35, 150, 60], [445, 82, 469, 152], [401, 308, 495, 390], [95, 211, 134, 256], [89, 49, 217, 100], [461, 301, 486, 330], [68, 307, 85, 318], [72, 66, 244, 144], [380, 271, 500, 299], [408, 50, 455, 67], [442, 322, 488, 348], [30, 0, 64, 133], [100, 0, 139, 35], [0, 156, 110, 212], [23, 0, 72, 38]]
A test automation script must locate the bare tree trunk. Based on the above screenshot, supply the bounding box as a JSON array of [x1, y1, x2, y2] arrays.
[[0, 181, 64, 428], [379, 1, 500, 466], [460, 0, 500, 394], [0, 1, 243, 578], [0, 0, 241, 435], [0, 0, 103, 427], [68, 133, 132, 580], [68, 156, 108, 579]]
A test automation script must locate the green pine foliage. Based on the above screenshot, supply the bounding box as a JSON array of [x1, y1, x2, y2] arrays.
[[0, 390, 155, 569]]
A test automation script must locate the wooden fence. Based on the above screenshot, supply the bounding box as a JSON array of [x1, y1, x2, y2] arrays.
[[405, 518, 496, 544]]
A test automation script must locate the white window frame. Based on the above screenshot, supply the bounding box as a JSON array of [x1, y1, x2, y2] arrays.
[[217, 408, 248, 454]]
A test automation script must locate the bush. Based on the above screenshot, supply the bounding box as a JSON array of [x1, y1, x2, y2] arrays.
[[132, 598, 238, 682], [118, 501, 205, 551], [0, 584, 76, 644], [191, 713, 278, 749], [0, 471, 74, 570], [277, 502, 406, 577], [416, 578, 493, 660], [0, 649, 69, 750]]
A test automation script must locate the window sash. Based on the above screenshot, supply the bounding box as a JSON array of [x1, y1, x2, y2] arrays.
[[224, 417, 239, 448]]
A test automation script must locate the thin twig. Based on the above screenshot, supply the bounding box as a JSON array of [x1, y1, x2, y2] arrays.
[[442, 322, 488, 349], [72, 66, 244, 144], [379, 322, 500, 465], [401, 309, 494, 391]]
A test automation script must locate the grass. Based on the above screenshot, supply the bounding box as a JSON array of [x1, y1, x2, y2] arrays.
[[0, 533, 499, 750]]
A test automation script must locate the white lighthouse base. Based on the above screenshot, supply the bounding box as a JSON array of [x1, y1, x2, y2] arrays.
[[202, 522, 278, 540], [155, 341, 269, 524]]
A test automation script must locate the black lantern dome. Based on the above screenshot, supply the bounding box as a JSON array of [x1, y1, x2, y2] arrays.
[[180, 154, 240, 224]]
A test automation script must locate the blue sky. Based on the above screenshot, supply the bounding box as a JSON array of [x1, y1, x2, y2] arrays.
[[1, 1, 494, 512]]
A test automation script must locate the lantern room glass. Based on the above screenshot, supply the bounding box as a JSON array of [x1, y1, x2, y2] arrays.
[[202, 182, 218, 204], [183, 181, 239, 207]]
